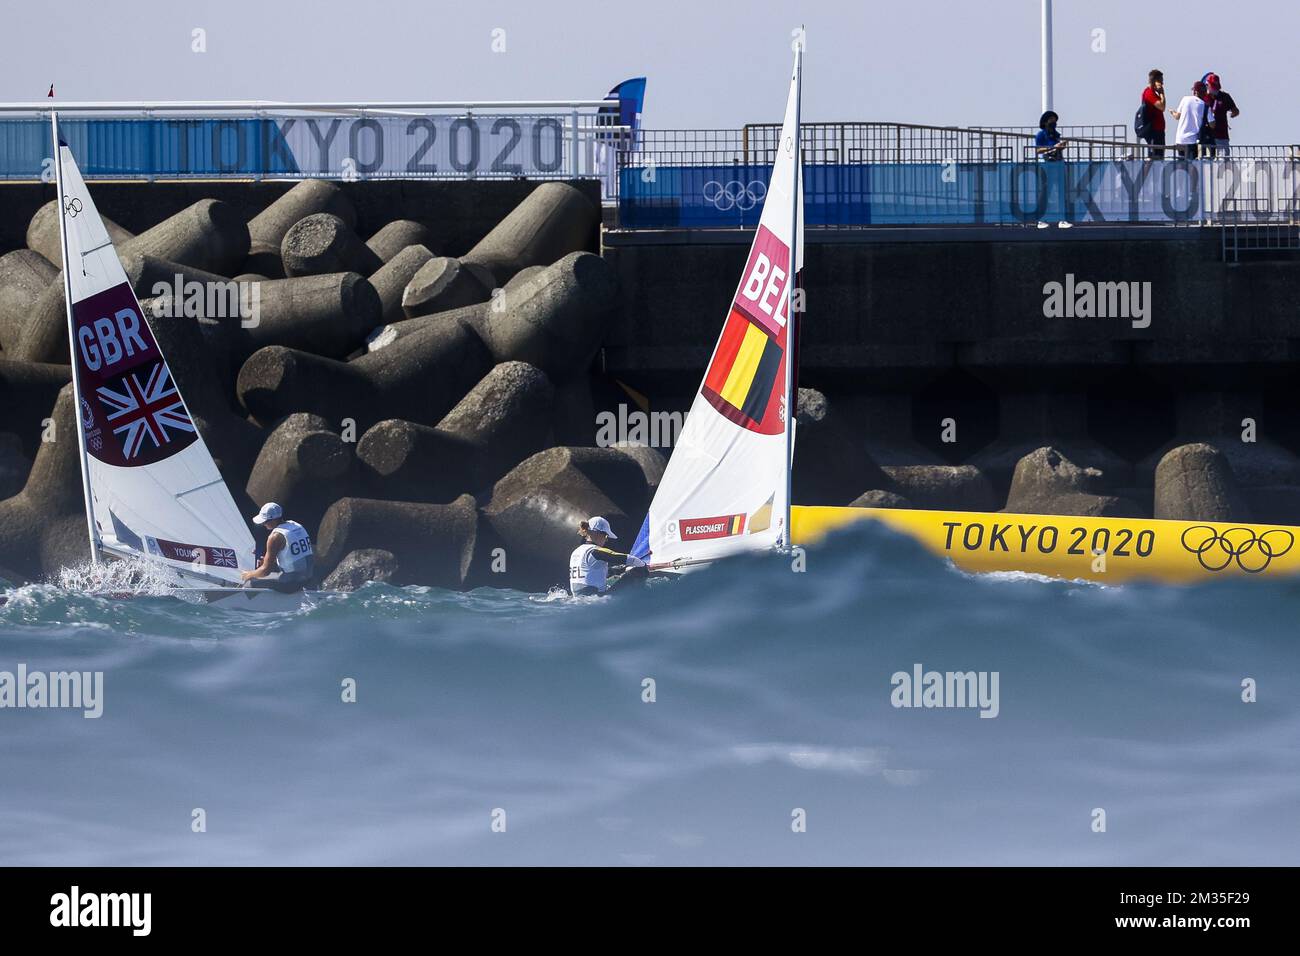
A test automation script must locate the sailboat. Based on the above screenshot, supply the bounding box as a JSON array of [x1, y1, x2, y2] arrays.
[[633, 45, 804, 570], [632, 48, 1300, 586], [52, 114, 320, 611]]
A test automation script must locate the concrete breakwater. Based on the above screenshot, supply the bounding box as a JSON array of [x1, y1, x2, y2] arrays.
[[606, 226, 1300, 529], [0, 179, 639, 591], [2, 177, 1299, 591]]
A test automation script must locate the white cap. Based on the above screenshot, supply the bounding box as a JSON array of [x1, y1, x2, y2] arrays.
[[252, 502, 283, 525], [587, 516, 617, 539]]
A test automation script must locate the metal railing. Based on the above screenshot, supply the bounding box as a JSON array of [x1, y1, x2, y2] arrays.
[[975, 123, 1129, 143], [631, 123, 1088, 166], [1222, 222, 1300, 261], [614, 123, 1300, 230]]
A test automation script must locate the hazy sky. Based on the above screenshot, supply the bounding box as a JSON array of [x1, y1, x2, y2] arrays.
[[2, 0, 1295, 143]]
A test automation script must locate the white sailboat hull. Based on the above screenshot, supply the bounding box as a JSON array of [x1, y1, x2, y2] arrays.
[[179, 587, 326, 612], [91, 545, 328, 611]]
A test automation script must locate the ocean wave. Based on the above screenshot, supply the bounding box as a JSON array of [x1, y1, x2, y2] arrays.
[[2, 519, 1299, 864]]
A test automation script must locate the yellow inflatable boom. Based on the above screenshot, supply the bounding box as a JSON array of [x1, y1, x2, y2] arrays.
[[792, 506, 1300, 585]]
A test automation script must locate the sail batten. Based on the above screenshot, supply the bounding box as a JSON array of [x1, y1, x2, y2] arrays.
[[54, 122, 256, 583], [636, 50, 805, 566]]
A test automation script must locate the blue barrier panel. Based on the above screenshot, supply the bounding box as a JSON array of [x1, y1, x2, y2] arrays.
[[0, 118, 301, 178], [617, 160, 1212, 227], [619, 163, 871, 228]]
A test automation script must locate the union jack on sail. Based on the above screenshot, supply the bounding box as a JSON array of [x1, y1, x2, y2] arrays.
[[97, 362, 194, 460]]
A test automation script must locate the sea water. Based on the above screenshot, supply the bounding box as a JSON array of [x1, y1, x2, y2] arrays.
[[1, 520, 1297, 865]]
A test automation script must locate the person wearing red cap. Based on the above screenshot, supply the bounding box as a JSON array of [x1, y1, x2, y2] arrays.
[[1200, 73, 1240, 156]]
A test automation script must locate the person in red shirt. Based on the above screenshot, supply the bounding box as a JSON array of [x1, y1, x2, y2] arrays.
[[1141, 69, 1168, 159], [1200, 72, 1240, 157]]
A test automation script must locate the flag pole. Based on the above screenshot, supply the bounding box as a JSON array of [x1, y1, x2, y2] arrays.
[[1041, 0, 1054, 112]]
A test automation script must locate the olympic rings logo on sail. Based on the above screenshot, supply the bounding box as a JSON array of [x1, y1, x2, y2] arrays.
[[64, 197, 83, 217], [1180, 525, 1295, 573], [702, 180, 767, 211]]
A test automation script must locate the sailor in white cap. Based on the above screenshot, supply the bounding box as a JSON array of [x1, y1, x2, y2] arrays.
[[569, 516, 647, 596], [241, 502, 315, 592]]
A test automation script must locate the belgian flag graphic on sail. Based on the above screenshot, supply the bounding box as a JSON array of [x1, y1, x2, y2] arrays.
[[701, 306, 786, 434], [700, 222, 792, 435]]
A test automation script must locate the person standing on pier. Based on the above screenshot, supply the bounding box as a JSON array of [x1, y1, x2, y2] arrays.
[[1201, 73, 1240, 156], [1171, 82, 1209, 159], [1034, 111, 1068, 161], [1034, 112, 1072, 227], [1139, 70, 1168, 159]]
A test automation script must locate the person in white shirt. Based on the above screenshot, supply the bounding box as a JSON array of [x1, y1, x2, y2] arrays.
[[241, 502, 314, 592], [568, 516, 646, 596], [1170, 81, 1209, 159]]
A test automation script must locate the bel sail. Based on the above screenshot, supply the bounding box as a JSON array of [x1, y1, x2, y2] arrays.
[[635, 49, 804, 566], [53, 116, 256, 584]]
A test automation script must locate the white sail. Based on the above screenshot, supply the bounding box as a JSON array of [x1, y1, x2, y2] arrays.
[[635, 49, 804, 566], [54, 117, 256, 585]]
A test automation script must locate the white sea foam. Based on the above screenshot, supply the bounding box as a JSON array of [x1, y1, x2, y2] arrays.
[[54, 557, 183, 597]]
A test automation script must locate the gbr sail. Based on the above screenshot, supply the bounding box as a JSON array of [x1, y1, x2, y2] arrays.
[[53, 116, 256, 585], [633, 48, 804, 566]]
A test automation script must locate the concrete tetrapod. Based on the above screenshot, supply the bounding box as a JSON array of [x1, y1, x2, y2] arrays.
[[0, 249, 57, 351], [0, 359, 72, 458], [370, 244, 435, 325], [320, 548, 399, 591], [139, 298, 265, 494], [236, 313, 493, 431], [401, 256, 492, 318], [246, 180, 356, 278], [369, 252, 615, 381], [14, 202, 249, 364], [237, 272, 383, 361], [481, 446, 649, 591], [124, 198, 250, 276], [0, 433, 30, 500], [315, 493, 480, 588], [0, 385, 90, 582], [356, 361, 555, 501], [281, 213, 382, 278], [1153, 443, 1252, 522], [1004, 446, 1144, 518], [469, 252, 616, 381], [12, 273, 73, 365], [460, 181, 598, 287], [26, 199, 133, 266], [245, 413, 355, 532], [366, 220, 434, 263]]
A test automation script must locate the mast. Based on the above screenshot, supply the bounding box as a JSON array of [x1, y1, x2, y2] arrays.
[[782, 37, 803, 550], [51, 111, 101, 564]]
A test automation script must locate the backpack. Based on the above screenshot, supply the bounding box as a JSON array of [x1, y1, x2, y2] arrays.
[[1134, 99, 1152, 140], [1197, 95, 1218, 146]]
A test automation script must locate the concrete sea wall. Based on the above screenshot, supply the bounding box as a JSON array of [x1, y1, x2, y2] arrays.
[[604, 226, 1300, 525]]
